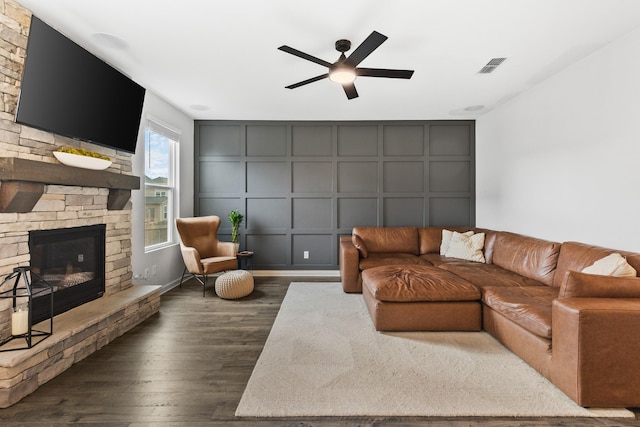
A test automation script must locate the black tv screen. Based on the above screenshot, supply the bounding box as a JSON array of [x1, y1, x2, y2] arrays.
[[15, 16, 145, 153]]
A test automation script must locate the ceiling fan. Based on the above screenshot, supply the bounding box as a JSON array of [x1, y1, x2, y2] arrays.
[[278, 31, 414, 100]]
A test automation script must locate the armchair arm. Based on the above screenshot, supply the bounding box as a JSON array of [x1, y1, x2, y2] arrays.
[[559, 271, 640, 299], [550, 297, 640, 407], [180, 244, 204, 274], [340, 236, 361, 293], [216, 241, 237, 257]]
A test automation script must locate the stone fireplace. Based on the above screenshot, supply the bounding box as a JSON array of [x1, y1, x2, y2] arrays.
[[0, 0, 160, 407], [0, 177, 138, 340], [0, 155, 161, 409]]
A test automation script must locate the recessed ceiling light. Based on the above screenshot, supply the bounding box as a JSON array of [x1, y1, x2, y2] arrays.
[[190, 104, 210, 111], [464, 105, 485, 112], [91, 33, 128, 50]]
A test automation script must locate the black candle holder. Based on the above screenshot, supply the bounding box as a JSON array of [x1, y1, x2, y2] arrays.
[[0, 266, 53, 352]]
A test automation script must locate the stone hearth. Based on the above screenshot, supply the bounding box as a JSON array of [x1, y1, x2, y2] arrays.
[[0, 285, 160, 407]]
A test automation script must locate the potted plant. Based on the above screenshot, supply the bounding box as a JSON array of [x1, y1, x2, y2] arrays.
[[228, 209, 244, 253]]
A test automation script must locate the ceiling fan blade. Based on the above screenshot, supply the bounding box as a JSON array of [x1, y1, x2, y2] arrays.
[[278, 45, 333, 68], [344, 31, 388, 67], [342, 82, 359, 99], [356, 68, 414, 79], [285, 73, 329, 89]]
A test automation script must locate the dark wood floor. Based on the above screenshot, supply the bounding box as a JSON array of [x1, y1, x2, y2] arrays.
[[0, 275, 638, 426]]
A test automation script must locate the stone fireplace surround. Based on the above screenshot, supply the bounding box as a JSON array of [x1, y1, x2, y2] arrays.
[[0, 164, 161, 408], [0, 0, 160, 407]]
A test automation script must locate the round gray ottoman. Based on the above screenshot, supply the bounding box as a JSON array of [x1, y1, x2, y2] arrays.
[[215, 270, 254, 299]]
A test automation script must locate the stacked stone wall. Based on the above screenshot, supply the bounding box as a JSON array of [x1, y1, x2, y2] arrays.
[[0, 2, 154, 407]]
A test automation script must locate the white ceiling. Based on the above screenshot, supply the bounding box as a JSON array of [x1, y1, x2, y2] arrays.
[[17, 0, 640, 121]]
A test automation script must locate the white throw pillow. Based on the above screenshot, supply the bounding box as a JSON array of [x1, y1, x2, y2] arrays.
[[440, 229, 474, 255], [582, 253, 637, 277], [445, 231, 486, 263]]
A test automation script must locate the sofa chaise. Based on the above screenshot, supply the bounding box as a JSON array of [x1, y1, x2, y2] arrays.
[[339, 226, 640, 408]]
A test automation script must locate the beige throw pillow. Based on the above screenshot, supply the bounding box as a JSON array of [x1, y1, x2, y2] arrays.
[[445, 231, 486, 263], [582, 253, 637, 277], [440, 229, 474, 255]]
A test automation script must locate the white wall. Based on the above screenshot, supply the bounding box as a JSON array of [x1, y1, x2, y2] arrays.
[[131, 91, 194, 289], [476, 26, 640, 252]]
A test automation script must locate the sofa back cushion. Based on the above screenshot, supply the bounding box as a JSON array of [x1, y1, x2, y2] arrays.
[[352, 226, 419, 255], [553, 241, 640, 288], [419, 227, 458, 254], [474, 228, 498, 264], [492, 232, 561, 286]]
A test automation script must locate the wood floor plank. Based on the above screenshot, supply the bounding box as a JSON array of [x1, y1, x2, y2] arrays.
[[0, 276, 638, 426]]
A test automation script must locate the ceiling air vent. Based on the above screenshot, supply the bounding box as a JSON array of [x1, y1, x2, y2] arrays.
[[478, 57, 507, 74]]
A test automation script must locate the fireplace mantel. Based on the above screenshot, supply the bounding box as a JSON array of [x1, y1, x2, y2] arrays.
[[0, 157, 140, 212]]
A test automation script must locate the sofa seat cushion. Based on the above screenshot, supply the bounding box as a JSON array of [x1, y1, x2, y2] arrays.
[[438, 262, 547, 289], [482, 286, 559, 339], [362, 265, 480, 303], [419, 253, 467, 267], [359, 252, 430, 270]]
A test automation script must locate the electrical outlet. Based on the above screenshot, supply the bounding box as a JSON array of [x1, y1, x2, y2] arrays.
[[77, 253, 84, 262], [152, 265, 157, 276], [144, 268, 149, 279], [303, 251, 309, 259]]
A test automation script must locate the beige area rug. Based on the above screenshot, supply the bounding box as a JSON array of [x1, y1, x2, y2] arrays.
[[236, 283, 634, 418]]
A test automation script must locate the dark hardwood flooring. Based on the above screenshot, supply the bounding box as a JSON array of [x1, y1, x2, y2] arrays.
[[0, 275, 638, 426]]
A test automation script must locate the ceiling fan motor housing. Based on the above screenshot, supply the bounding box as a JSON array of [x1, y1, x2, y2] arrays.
[[335, 39, 351, 53]]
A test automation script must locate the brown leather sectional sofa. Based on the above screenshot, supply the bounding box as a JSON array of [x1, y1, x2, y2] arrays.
[[339, 226, 640, 408]]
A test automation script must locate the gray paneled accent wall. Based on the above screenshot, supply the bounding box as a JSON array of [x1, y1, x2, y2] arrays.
[[194, 120, 475, 270]]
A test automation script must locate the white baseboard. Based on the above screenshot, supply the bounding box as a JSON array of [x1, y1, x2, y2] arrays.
[[158, 277, 183, 294], [251, 270, 340, 277]]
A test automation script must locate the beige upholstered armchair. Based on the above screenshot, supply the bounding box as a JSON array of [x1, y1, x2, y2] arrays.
[[176, 215, 238, 296]]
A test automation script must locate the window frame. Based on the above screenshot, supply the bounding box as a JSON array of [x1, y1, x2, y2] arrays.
[[144, 118, 180, 252]]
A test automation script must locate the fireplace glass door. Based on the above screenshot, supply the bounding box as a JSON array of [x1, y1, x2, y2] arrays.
[[29, 224, 106, 324]]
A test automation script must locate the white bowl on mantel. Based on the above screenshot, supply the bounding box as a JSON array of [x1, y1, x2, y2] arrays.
[[53, 151, 112, 170]]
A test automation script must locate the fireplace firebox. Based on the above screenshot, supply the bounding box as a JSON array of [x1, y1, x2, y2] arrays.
[[29, 224, 106, 324]]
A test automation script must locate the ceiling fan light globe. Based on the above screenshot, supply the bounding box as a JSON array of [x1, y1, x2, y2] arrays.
[[329, 69, 356, 84]]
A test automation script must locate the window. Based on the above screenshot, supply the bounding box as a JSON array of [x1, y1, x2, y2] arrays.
[[144, 119, 179, 249]]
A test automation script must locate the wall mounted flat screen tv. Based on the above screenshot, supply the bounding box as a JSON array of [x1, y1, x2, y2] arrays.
[[15, 16, 145, 153]]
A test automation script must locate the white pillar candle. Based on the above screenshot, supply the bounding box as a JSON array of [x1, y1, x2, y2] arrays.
[[11, 308, 29, 336]]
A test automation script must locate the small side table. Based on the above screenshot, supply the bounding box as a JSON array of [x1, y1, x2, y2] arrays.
[[236, 251, 254, 272]]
